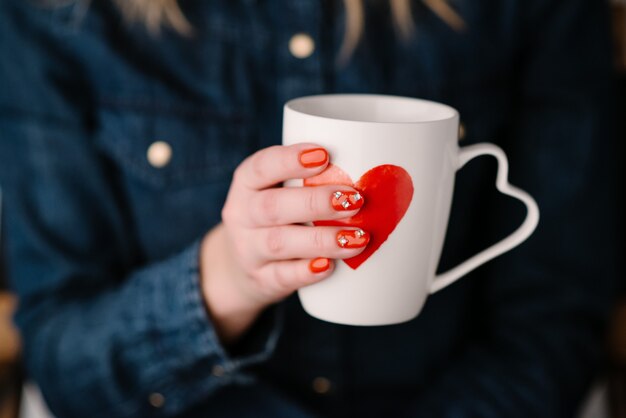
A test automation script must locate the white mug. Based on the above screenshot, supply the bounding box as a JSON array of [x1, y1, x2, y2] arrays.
[[283, 94, 539, 326]]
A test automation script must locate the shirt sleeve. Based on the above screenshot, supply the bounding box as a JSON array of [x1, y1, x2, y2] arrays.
[[0, 2, 283, 417], [405, 0, 620, 417]]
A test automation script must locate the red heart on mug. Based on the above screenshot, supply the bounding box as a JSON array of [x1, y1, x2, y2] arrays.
[[304, 163, 414, 269]]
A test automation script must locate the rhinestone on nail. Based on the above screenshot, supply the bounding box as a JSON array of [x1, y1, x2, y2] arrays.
[[353, 192, 361, 201], [341, 200, 351, 209], [333, 191, 343, 199], [355, 229, 364, 238], [338, 235, 348, 247]]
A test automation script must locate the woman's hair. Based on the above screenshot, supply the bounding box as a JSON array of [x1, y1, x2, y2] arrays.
[[113, 0, 464, 63]]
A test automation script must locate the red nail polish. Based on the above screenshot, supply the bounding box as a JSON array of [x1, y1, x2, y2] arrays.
[[331, 190, 364, 211], [299, 148, 328, 168], [309, 257, 331, 273], [336, 229, 370, 249]]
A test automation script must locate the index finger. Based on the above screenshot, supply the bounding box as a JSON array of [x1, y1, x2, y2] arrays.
[[234, 143, 329, 190]]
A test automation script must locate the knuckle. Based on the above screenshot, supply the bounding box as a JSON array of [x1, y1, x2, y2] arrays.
[[296, 265, 314, 286], [251, 153, 265, 180], [222, 201, 247, 227], [311, 227, 326, 252], [249, 269, 277, 301], [266, 145, 282, 153], [272, 263, 292, 291], [232, 164, 247, 186], [248, 268, 264, 285], [251, 146, 279, 181], [265, 227, 284, 257], [272, 264, 304, 297], [305, 189, 318, 215], [258, 191, 279, 225], [280, 151, 291, 171]]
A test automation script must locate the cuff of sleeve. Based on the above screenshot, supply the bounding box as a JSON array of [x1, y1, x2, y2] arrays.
[[139, 240, 284, 415]]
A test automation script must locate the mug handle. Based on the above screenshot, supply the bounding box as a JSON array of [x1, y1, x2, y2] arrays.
[[430, 143, 540, 293]]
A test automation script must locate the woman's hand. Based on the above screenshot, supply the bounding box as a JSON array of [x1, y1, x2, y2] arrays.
[[200, 144, 368, 345]]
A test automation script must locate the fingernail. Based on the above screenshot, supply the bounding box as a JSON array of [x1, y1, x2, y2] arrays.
[[299, 148, 328, 168], [336, 229, 370, 249], [331, 190, 364, 211], [309, 257, 331, 273]]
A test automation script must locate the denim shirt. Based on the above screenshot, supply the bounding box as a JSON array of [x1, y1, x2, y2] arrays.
[[0, 0, 619, 417]]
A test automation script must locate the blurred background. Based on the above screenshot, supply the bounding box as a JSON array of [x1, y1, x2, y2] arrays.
[[0, 2, 625, 418]]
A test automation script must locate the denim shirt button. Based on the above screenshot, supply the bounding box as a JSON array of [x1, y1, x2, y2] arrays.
[[311, 376, 332, 394], [147, 141, 173, 168], [212, 364, 226, 377], [148, 392, 166, 408], [289, 33, 315, 59]]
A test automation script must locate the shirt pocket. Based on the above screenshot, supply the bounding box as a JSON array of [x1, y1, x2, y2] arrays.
[[94, 106, 257, 190]]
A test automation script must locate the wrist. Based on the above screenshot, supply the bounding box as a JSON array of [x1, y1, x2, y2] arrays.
[[199, 224, 265, 345]]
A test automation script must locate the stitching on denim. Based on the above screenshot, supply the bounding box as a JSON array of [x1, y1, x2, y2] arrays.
[[141, 245, 232, 415]]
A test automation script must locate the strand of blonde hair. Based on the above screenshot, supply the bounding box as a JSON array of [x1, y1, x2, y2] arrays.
[[337, 0, 366, 65], [112, 0, 464, 64], [113, 0, 192, 36]]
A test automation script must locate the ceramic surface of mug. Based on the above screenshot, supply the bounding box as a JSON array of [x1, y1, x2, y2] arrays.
[[283, 94, 539, 326]]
